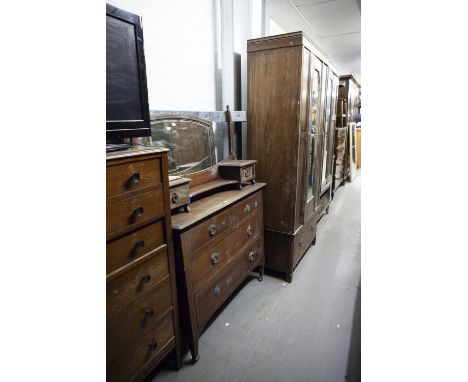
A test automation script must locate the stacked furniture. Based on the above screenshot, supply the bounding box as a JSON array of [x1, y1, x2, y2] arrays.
[[334, 93, 349, 190], [106, 146, 181, 381], [247, 31, 339, 282], [333, 74, 361, 192], [149, 114, 266, 364]]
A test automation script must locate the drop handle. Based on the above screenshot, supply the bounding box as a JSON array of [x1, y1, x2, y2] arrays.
[[171, 192, 179, 204], [208, 224, 217, 237], [244, 203, 251, 214], [139, 274, 151, 291], [130, 240, 145, 257], [211, 253, 219, 265], [248, 251, 255, 263], [214, 284, 221, 296], [131, 207, 144, 221], [148, 339, 158, 351], [246, 225, 253, 237], [128, 172, 141, 186]]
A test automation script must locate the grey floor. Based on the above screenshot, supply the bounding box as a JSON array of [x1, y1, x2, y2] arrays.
[[152, 175, 361, 382]]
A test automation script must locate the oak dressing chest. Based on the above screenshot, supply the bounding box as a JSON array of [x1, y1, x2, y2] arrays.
[[147, 113, 266, 364], [106, 146, 181, 381]]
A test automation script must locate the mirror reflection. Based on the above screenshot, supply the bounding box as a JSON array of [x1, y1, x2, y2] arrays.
[[150, 118, 216, 175]]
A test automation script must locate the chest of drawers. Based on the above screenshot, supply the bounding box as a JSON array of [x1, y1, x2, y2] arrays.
[[106, 146, 181, 381], [172, 183, 266, 363]]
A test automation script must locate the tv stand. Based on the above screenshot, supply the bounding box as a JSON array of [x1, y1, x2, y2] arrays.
[[106, 143, 132, 153]]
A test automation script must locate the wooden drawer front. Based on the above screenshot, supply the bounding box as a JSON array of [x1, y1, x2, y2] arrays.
[[107, 157, 162, 200], [188, 208, 231, 254], [170, 184, 190, 210], [107, 220, 166, 274], [231, 191, 262, 226], [107, 277, 173, 364], [107, 311, 175, 382], [107, 252, 169, 317], [195, 256, 245, 328], [106, 189, 165, 237], [191, 212, 261, 293], [293, 220, 316, 266], [240, 235, 264, 274]]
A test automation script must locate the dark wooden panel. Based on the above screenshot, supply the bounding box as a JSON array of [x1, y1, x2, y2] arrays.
[[195, 255, 246, 329], [231, 183, 263, 226], [107, 311, 175, 382], [107, 252, 169, 317], [106, 189, 165, 239], [247, 45, 303, 234], [106, 157, 162, 201], [191, 211, 262, 293], [107, 277, 173, 364], [240, 234, 264, 274], [187, 208, 231, 255], [106, 220, 166, 275]]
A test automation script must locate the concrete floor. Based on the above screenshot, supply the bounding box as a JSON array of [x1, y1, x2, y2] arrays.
[[152, 175, 361, 382]]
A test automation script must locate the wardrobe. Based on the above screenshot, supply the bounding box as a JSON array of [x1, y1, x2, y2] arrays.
[[247, 32, 339, 282]]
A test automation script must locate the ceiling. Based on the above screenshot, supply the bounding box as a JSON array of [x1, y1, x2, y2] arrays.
[[270, 0, 361, 84]]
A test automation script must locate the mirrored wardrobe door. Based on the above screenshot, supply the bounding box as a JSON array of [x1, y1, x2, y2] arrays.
[[304, 54, 322, 221]]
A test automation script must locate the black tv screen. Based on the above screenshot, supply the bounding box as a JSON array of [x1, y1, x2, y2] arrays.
[[106, 4, 150, 139]]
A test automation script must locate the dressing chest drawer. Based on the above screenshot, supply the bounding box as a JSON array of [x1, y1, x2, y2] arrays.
[[172, 183, 266, 363], [106, 147, 181, 381]]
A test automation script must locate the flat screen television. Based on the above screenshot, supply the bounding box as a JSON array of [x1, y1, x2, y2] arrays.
[[106, 3, 150, 140]]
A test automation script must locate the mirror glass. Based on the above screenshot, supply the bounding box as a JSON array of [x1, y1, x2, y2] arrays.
[[307, 67, 321, 202], [149, 118, 216, 175], [321, 74, 333, 190]]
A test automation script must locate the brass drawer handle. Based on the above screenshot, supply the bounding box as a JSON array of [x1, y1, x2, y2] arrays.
[[130, 240, 145, 257], [131, 207, 144, 221], [214, 284, 221, 296], [248, 251, 255, 263], [246, 225, 253, 237], [244, 203, 251, 214], [128, 172, 141, 186], [148, 339, 158, 351], [211, 253, 219, 265], [208, 224, 217, 237], [171, 192, 179, 204]]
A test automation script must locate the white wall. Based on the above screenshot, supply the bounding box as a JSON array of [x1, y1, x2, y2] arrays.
[[269, 18, 285, 35], [107, 0, 216, 111]]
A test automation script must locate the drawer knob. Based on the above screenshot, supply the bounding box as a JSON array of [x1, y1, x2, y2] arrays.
[[211, 252, 219, 265], [128, 172, 141, 186], [246, 225, 253, 237], [208, 224, 217, 237], [214, 284, 221, 296], [248, 251, 255, 263], [244, 203, 251, 214], [148, 339, 158, 351], [171, 192, 179, 204], [131, 207, 145, 222], [145, 308, 155, 317], [130, 240, 145, 257]]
